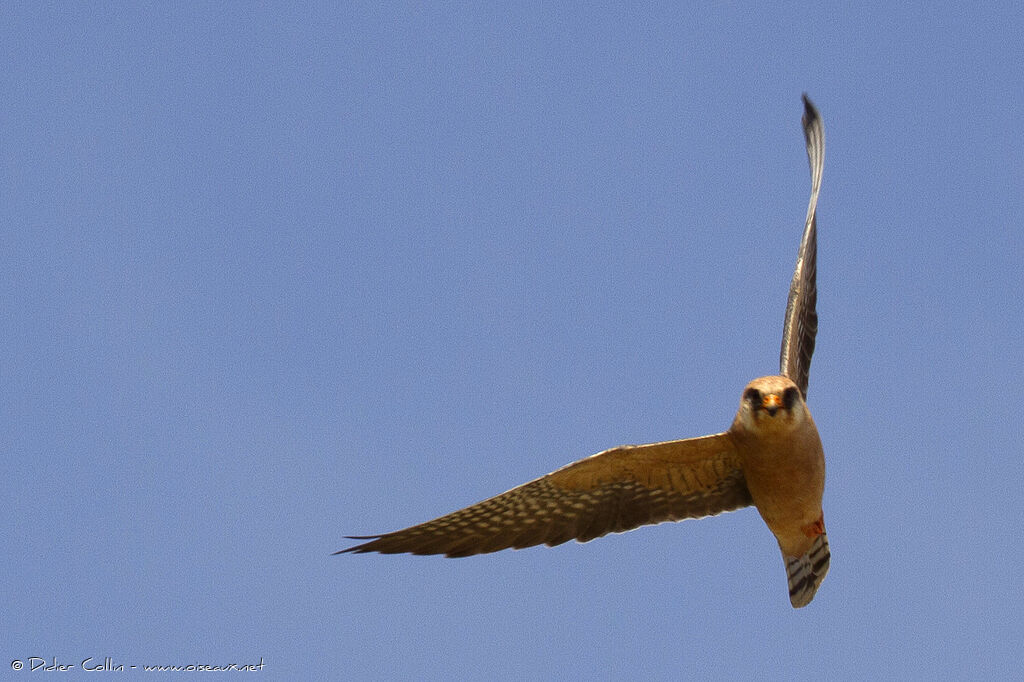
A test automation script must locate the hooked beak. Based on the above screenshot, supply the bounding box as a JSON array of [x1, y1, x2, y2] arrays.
[[761, 393, 781, 417]]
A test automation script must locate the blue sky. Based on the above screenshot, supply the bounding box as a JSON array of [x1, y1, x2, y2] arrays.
[[3, 3, 1022, 679]]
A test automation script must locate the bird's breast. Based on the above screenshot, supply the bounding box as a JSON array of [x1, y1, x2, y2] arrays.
[[732, 421, 825, 543]]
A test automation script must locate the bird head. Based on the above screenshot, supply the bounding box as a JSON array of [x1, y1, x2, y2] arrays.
[[732, 375, 807, 435]]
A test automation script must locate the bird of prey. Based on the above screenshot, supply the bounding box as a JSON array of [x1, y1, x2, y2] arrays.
[[341, 95, 828, 608]]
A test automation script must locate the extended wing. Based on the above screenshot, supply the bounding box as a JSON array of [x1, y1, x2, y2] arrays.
[[338, 433, 750, 557], [779, 94, 825, 399]]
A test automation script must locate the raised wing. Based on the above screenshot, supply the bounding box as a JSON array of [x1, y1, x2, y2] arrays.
[[338, 433, 750, 557], [779, 94, 825, 399]]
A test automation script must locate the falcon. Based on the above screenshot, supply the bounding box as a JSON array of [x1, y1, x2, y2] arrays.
[[340, 95, 828, 608]]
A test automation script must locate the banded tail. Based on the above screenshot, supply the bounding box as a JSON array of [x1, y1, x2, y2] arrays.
[[785, 531, 830, 608]]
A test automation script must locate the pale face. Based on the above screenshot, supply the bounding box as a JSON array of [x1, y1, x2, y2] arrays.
[[733, 375, 807, 435]]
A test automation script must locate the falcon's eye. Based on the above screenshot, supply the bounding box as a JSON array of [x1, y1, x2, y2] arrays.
[[783, 386, 799, 409], [744, 388, 762, 406]]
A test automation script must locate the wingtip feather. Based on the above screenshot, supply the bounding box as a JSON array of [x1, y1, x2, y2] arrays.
[[801, 93, 819, 125]]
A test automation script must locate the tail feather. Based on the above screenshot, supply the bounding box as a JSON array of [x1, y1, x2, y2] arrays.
[[784, 531, 830, 608]]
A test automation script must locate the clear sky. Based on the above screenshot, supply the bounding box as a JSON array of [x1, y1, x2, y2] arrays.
[[3, 3, 1021, 680]]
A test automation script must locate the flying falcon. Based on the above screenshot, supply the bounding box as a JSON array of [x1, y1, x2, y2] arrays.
[[341, 95, 828, 608]]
